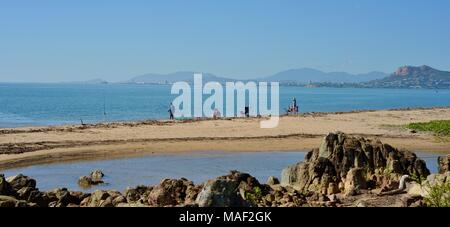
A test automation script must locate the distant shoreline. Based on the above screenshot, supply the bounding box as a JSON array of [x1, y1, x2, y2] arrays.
[[2, 81, 450, 89], [2, 105, 450, 130]]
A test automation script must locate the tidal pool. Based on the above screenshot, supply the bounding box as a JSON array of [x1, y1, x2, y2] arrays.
[[1, 151, 440, 192]]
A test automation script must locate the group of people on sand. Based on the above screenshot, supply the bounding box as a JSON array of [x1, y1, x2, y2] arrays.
[[287, 97, 299, 114], [168, 97, 299, 120]]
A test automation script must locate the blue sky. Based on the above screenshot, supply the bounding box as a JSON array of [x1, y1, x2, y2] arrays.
[[1, 0, 450, 82]]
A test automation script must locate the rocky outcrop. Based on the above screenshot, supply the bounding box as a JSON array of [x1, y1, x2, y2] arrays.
[[120, 178, 202, 207], [438, 155, 450, 174], [77, 176, 104, 188], [0, 195, 30, 207], [344, 168, 366, 196], [90, 170, 104, 180], [48, 188, 89, 207], [124, 185, 152, 204], [6, 174, 36, 191], [194, 171, 309, 207], [0, 174, 14, 196], [281, 132, 430, 195], [267, 176, 280, 185], [408, 171, 450, 195], [77, 170, 106, 188], [147, 178, 195, 206], [80, 190, 122, 207], [196, 171, 261, 207]]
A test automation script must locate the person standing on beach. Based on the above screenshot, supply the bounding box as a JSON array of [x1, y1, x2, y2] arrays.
[[293, 97, 299, 113], [168, 103, 175, 120]]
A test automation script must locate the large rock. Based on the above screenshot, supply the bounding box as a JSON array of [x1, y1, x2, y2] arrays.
[[77, 176, 103, 188], [124, 185, 152, 203], [80, 190, 120, 207], [16, 187, 36, 200], [406, 182, 427, 197], [0, 195, 31, 207], [90, 170, 104, 180], [195, 171, 262, 207], [0, 174, 14, 196], [281, 154, 337, 194], [425, 171, 450, 185], [185, 184, 203, 205], [6, 174, 36, 191], [46, 188, 88, 207], [267, 176, 280, 185], [407, 172, 450, 198], [281, 132, 430, 194], [438, 155, 450, 174], [0, 195, 17, 207], [344, 168, 367, 196], [147, 178, 195, 206]]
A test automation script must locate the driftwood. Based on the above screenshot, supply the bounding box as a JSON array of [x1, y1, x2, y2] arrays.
[[378, 175, 409, 196]]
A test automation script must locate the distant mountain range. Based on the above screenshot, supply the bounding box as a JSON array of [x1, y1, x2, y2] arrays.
[[125, 71, 230, 84], [62, 78, 108, 84], [263, 68, 388, 83], [74, 65, 450, 89], [122, 68, 388, 85]]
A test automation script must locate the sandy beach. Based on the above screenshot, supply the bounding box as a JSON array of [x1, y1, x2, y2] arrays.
[[1, 107, 450, 170]]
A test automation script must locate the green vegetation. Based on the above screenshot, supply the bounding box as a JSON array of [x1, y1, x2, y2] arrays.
[[410, 173, 426, 184], [424, 181, 450, 207], [406, 120, 450, 136], [245, 186, 263, 205]]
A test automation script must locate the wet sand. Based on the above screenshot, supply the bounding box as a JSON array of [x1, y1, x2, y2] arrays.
[[1, 107, 450, 170]]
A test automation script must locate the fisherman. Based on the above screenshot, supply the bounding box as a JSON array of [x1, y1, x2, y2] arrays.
[[293, 97, 299, 113], [168, 103, 175, 120], [244, 106, 250, 118], [292, 97, 297, 111]]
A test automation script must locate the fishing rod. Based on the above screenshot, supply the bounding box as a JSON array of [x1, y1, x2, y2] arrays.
[[102, 85, 107, 123]]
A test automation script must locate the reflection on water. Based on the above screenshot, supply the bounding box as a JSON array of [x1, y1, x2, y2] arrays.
[[1, 151, 441, 192]]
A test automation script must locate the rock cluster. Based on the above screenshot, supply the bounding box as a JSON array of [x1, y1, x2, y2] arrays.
[[281, 132, 430, 196], [115, 171, 308, 207], [0, 171, 309, 207], [0, 174, 88, 207], [77, 170, 105, 188]]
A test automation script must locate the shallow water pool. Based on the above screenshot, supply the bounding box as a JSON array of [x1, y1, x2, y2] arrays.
[[1, 151, 441, 192]]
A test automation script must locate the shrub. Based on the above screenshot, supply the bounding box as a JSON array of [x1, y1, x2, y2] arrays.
[[424, 181, 450, 207], [245, 186, 262, 205]]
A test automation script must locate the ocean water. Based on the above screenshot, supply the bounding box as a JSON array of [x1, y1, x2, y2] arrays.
[[1, 151, 440, 192], [1, 83, 450, 128]]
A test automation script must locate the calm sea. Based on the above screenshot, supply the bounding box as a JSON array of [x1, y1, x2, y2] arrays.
[[1, 83, 450, 128]]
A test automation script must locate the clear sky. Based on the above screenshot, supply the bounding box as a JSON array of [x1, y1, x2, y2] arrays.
[[1, 0, 450, 82]]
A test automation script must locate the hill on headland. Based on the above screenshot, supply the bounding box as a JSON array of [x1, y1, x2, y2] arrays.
[[360, 65, 450, 89]]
